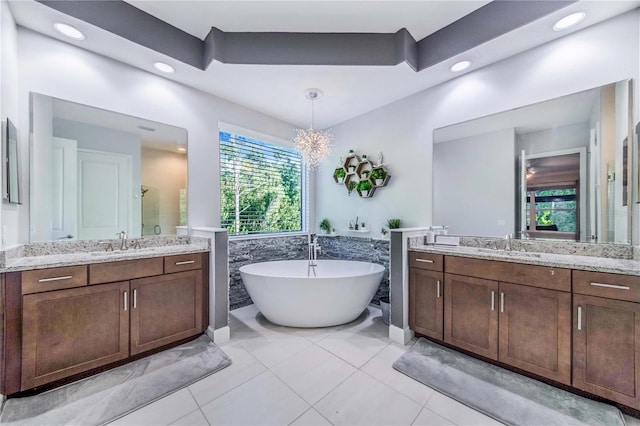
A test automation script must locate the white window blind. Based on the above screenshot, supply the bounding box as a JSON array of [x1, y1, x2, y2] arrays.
[[219, 130, 307, 236]]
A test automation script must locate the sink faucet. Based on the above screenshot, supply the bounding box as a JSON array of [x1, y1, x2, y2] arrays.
[[118, 230, 128, 250], [504, 233, 513, 251]]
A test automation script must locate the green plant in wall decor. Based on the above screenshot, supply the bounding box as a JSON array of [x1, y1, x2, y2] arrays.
[[334, 150, 390, 198]]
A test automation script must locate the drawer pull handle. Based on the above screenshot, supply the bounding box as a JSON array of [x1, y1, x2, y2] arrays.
[[436, 280, 441, 298], [133, 289, 137, 309], [590, 282, 630, 290], [500, 292, 505, 313], [415, 259, 434, 264], [124, 291, 128, 312], [491, 291, 495, 311], [38, 275, 73, 283], [175, 260, 195, 265], [577, 306, 582, 330]]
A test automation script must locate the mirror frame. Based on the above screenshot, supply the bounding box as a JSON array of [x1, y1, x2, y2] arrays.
[[4, 118, 20, 204]]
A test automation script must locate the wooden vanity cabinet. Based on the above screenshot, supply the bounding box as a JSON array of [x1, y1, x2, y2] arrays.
[[0, 252, 209, 395], [130, 270, 203, 355], [409, 253, 444, 340], [444, 273, 499, 359], [442, 257, 572, 385], [21, 281, 130, 390], [572, 271, 640, 407]]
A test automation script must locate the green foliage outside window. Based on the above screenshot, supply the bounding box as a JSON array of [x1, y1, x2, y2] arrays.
[[220, 131, 304, 236]]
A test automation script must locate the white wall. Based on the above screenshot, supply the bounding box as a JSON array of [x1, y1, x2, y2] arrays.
[[433, 128, 515, 237], [516, 122, 590, 155], [16, 28, 300, 244], [1, 0, 20, 247], [317, 10, 640, 243]]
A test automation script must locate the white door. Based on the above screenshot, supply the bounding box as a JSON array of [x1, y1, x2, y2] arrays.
[[51, 138, 78, 240], [77, 149, 133, 240]]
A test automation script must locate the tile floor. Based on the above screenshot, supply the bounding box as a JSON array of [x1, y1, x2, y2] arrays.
[[111, 305, 640, 426]]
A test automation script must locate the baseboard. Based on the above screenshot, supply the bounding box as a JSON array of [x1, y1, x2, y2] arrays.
[[207, 325, 230, 345], [389, 324, 414, 345]]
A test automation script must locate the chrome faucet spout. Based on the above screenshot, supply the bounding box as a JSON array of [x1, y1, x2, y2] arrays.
[[504, 233, 513, 251], [118, 231, 128, 250]]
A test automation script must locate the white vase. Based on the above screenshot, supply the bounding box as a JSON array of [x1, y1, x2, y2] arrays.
[[375, 178, 383, 186], [337, 177, 344, 184]]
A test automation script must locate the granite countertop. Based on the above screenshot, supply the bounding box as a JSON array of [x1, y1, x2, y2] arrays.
[[1, 236, 210, 273], [410, 245, 640, 276]]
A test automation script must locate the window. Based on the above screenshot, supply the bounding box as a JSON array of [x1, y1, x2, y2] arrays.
[[525, 188, 577, 233], [219, 130, 307, 236]]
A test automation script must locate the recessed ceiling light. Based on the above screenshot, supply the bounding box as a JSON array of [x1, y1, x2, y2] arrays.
[[137, 125, 156, 132], [553, 12, 586, 31], [177, 147, 186, 152], [450, 60, 471, 72], [153, 62, 175, 74], [53, 23, 85, 40]]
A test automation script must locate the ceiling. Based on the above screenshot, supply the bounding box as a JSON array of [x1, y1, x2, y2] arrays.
[[9, 1, 640, 129]]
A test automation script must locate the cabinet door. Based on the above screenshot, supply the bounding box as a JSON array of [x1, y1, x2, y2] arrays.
[[409, 268, 443, 340], [22, 282, 129, 390], [498, 282, 571, 385], [444, 273, 498, 360], [130, 270, 203, 356], [573, 294, 640, 407]]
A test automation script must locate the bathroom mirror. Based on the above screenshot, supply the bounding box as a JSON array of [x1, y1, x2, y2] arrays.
[[30, 93, 188, 242], [433, 79, 634, 244], [4, 118, 20, 204]]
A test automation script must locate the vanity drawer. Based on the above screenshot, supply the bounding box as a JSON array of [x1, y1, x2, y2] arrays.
[[164, 253, 203, 274], [573, 270, 640, 303], [22, 265, 88, 295], [445, 257, 571, 292], [89, 258, 163, 285], [409, 252, 443, 271]]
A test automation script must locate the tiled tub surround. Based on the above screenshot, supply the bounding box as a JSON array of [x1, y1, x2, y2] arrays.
[[319, 236, 390, 305], [0, 235, 210, 272], [228, 235, 390, 311]]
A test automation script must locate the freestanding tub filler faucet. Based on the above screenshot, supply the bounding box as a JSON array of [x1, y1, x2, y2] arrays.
[[308, 233, 322, 276]]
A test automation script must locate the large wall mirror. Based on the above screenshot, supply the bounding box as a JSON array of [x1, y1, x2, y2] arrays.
[[30, 93, 188, 242], [433, 79, 634, 245]]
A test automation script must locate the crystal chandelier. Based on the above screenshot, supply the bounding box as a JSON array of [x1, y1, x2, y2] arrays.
[[293, 89, 333, 169]]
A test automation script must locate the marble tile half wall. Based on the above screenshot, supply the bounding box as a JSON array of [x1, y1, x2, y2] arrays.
[[228, 235, 390, 310]]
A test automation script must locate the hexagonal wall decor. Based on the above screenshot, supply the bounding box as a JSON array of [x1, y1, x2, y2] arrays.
[[333, 151, 390, 198]]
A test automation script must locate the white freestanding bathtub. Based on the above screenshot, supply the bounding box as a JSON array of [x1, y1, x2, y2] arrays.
[[239, 260, 385, 327]]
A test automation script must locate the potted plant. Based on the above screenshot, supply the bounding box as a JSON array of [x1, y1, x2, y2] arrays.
[[347, 180, 357, 196], [319, 218, 331, 234], [348, 163, 356, 173], [387, 218, 402, 229], [357, 180, 373, 197], [371, 168, 387, 186], [361, 170, 370, 179], [334, 167, 346, 183]]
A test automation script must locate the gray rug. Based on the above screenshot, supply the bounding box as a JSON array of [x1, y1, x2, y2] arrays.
[[0, 334, 231, 426], [393, 338, 626, 426]]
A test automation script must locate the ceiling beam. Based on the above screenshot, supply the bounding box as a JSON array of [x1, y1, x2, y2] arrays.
[[38, 0, 577, 72]]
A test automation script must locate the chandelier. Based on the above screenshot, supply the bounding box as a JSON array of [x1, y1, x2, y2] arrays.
[[293, 88, 333, 169]]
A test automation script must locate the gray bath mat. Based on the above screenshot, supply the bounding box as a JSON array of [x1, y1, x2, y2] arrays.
[[393, 338, 625, 426], [0, 334, 231, 425]]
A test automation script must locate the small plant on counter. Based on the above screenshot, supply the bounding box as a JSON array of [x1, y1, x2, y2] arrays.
[[334, 167, 346, 183], [387, 218, 402, 229], [319, 218, 331, 234], [381, 227, 388, 236], [357, 180, 373, 196]]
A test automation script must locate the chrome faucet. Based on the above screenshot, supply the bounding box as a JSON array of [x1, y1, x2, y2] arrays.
[[308, 233, 321, 276], [117, 230, 128, 250], [504, 233, 513, 251]]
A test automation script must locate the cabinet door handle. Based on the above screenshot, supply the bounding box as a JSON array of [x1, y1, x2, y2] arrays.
[[175, 260, 195, 265], [124, 291, 128, 311], [577, 306, 582, 330], [415, 258, 434, 264], [590, 282, 630, 290], [500, 292, 504, 313], [491, 291, 495, 311], [133, 289, 137, 309], [38, 275, 73, 283], [436, 280, 441, 298]]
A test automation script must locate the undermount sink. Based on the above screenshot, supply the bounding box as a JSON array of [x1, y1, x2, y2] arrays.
[[476, 248, 542, 258]]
